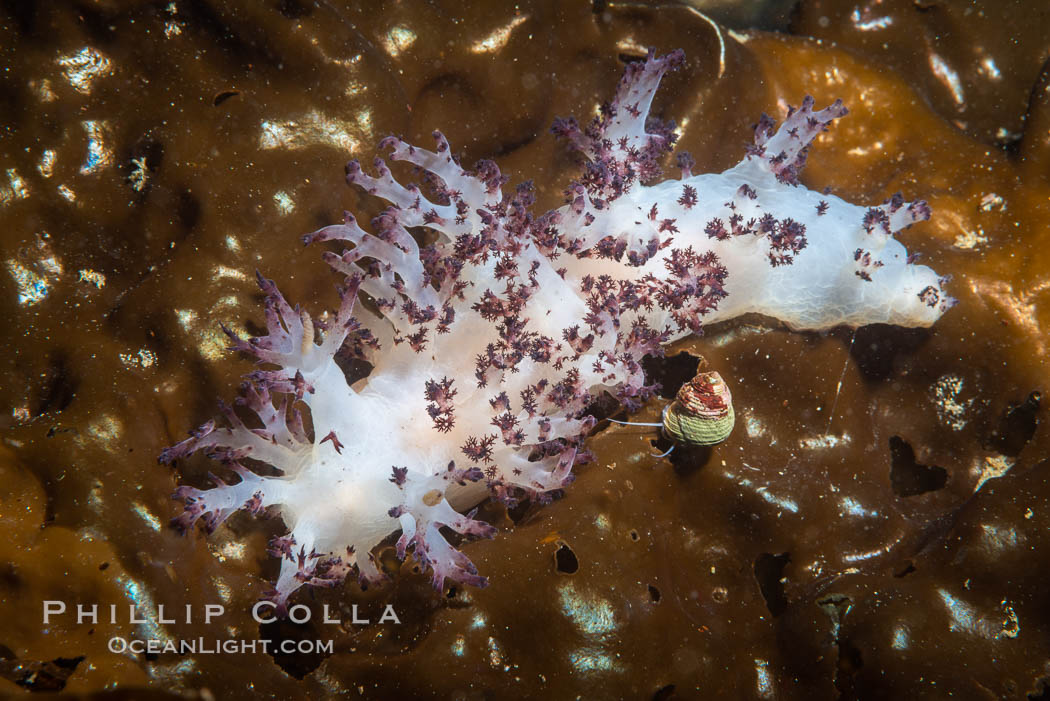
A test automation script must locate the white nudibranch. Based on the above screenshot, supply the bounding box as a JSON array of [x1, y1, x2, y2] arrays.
[[160, 49, 952, 613]]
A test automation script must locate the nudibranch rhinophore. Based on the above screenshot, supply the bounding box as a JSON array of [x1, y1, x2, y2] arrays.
[[160, 49, 952, 612]]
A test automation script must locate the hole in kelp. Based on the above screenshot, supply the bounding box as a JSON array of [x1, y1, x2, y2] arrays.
[[333, 353, 373, 387], [648, 584, 661, 602], [642, 351, 702, 400], [818, 594, 863, 696], [848, 324, 931, 382], [754, 552, 790, 617], [985, 391, 1041, 457], [554, 542, 579, 574], [835, 639, 864, 697], [3, 655, 84, 692], [889, 436, 948, 497], [259, 617, 330, 679]]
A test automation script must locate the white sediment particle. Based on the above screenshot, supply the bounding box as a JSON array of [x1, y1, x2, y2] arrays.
[[979, 523, 1019, 553], [38, 150, 56, 178], [212, 265, 248, 281], [799, 432, 851, 449], [2, 168, 29, 203], [30, 78, 57, 102], [937, 589, 1020, 640], [57, 47, 112, 93], [119, 348, 157, 369], [198, 328, 231, 361], [211, 538, 248, 563], [382, 26, 416, 57], [273, 190, 295, 214], [78, 269, 106, 288], [891, 623, 910, 650], [953, 227, 987, 249], [164, 21, 183, 38], [928, 52, 964, 106], [6, 260, 49, 305], [755, 658, 774, 699], [978, 192, 1005, 212], [451, 635, 465, 657], [978, 56, 1001, 81], [174, 308, 197, 330], [839, 496, 879, 519], [132, 501, 163, 532], [973, 454, 1014, 493], [930, 374, 972, 430], [80, 120, 114, 174], [486, 636, 503, 668], [91, 416, 122, 442], [851, 8, 893, 31], [259, 111, 360, 151], [470, 15, 529, 53], [128, 156, 150, 191], [743, 411, 768, 439]]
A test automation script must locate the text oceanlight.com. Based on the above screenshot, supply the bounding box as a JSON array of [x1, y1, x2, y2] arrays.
[[108, 637, 334, 655]]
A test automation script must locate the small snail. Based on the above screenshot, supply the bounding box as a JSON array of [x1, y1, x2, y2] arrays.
[[609, 368, 734, 457]]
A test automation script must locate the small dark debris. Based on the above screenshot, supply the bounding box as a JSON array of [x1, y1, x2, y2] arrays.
[[617, 52, 648, 65], [893, 561, 916, 578], [653, 683, 677, 701], [277, 0, 312, 19], [176, 188, 201, 231], [213, 90, 240, 106], [1028, 677, 1050, 701], [34, 352, 77, 417]]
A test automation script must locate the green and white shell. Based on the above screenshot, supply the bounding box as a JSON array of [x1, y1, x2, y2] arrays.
[[661, 371, 734, 446]]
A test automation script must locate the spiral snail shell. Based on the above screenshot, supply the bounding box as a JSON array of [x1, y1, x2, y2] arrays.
[[660, 371, 734, 447], [607, 365, 735, 455]]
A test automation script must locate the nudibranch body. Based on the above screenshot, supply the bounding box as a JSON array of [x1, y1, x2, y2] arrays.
[[161, 49, 952, 611]]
